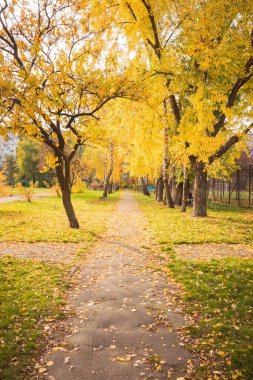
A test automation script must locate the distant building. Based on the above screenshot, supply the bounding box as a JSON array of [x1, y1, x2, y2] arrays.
[[0, 133, 19, 168]]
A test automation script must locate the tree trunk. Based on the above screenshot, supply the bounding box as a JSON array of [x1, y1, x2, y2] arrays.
[[162, 99, 174, 208], [103, 140, 113, 198], [172, 180, 183, 205], [181, 168, 191, 212], [55, 159, 79, 229], [141, 177, 150, 196], [156, 174, 164, 202], [62, 188, 79, 228], [192, 162, 207, 217], [164, 179, 174, 208]]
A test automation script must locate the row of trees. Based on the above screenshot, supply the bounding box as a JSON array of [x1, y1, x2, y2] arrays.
[[2, 139, 54, 186], [0, 0, 252, 227]]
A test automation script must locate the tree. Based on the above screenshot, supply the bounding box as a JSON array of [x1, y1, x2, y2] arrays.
[[4, 154, 17, 185], [103, 139, 114, 198], [15, 139, 40, 183], [112, 0, 253, 216], [0, 0, 136, 228]]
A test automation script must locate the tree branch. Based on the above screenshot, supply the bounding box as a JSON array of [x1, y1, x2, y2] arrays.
[[209, 123, 253, 164]]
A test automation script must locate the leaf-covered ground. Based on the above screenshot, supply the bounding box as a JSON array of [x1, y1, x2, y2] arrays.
[[0, 257, 69, 380], [135, 192, 253, 379], [0, 190, 121, 243], [134, 192, 253, 246]]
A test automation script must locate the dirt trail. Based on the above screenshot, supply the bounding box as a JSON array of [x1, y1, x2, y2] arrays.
[[41, 191, 191, 380]]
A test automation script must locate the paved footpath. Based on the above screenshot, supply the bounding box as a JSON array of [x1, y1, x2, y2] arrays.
[[0, 193, 51, 203], [41, 191, 191, 380]]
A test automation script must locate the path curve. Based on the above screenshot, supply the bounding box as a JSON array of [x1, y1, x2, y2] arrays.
[[41, 191, 191, 380]]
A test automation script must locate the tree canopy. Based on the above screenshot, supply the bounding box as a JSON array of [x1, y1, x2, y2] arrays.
[[0, 0, 252, 225]]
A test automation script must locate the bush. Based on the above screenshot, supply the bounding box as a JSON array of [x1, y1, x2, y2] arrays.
[[15, 181, 38, 202]]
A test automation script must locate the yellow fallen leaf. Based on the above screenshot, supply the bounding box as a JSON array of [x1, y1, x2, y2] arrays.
[[39, 368, 47, 373], [113, 356, 131, 362], [47, 361, 54, 367], [53, 346, 64, 351], [217, 351, 226, 357]]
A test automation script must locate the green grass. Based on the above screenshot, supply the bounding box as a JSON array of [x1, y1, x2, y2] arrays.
[[135, 191, 253, 379], [0, 190, 121, 243], [134, 192, 253, 245], [0, 257, 69, 379], [168, 258, 253, 379]]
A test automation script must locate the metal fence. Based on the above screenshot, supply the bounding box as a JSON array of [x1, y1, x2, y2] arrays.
[[208, 165, 253, 207]]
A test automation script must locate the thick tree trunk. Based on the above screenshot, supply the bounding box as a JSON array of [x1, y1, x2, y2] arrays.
[[141, 177, 150, 196], [156, 175, 164, 202], [181, 169, 191, 212], [164, 179, 174, 208], [192, 162, 207, 217], [172, 180, 183, 205]]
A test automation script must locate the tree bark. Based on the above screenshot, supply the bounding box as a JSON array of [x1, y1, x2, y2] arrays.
[[181, 168, 191, 212], [55, 158, 79, 228], [62, 188, 79, 228], [171, 179, 183, 205], [162, 100, 174, 208], [141, 176, 150, 196], [192, 162, 207, 217], [103, 140, 113, 198], [164, 179, 174, 208], [156, 174, 164, 202]]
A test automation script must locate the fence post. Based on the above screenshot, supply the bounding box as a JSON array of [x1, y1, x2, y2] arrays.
[[249, 165, 252, 208], [237, 170, 240, 206]]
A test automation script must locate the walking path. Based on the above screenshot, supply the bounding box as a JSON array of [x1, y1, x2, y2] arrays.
[[0, 193, 51, 204], [40, 191, 192, 380]]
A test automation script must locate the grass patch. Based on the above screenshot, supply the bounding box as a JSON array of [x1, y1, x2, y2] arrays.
[[168, 258, 253, 379], [0, 257, 69, 379], [135, 191, 253, 379], [134, 192, 253, 245], [0, 190, 121, 243]]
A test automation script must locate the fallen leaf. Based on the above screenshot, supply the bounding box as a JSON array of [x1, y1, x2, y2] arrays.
[[39, 367, 47, 373]]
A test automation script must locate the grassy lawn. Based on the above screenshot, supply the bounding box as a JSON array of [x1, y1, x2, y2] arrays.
[[134, 192, 253, 245], [0, 190, 121, 243], [135, 192, 253, 379], [0, 257, 69, 379]]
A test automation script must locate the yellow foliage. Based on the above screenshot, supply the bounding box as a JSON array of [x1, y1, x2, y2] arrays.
[[15, 181, 38, 202]]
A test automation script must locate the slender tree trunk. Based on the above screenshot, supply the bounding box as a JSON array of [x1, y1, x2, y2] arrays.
[[157, 174, 164, 202], [55, 158, 79, 229], [62, 188, 79, 228], [141, 176, 150, 196], [181, 168, 191, 212], [192, 162, 207, 217], [103, 140, 113, 198], [162, 99, 174, 208]]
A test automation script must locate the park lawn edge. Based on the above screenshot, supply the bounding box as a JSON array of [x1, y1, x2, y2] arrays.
[[0, 257, 71, 380], [134, 191, 253, 379]]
